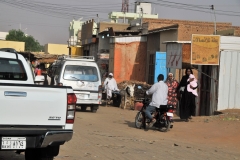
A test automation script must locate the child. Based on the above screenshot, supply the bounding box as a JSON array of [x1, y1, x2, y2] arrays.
[[187, 74, 198, 96]]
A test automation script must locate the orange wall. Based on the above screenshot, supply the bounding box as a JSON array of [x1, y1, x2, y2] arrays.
[[113, 42, 147, 83]]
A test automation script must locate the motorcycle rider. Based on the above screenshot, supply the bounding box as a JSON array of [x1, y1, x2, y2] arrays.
[[145, 74, 168, 127], [103, 73, 119, 101]]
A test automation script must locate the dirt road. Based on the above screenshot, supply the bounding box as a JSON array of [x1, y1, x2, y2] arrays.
[[1, 106, 240, 160]]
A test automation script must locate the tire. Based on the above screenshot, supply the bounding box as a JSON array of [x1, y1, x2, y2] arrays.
[[25, 149, 54, 160], [25, 146, 59, 160], [81, 106, 87, 111], [159, 114, 171, 132], [135, 112, 143, 129], [91, 105, 98, 113]]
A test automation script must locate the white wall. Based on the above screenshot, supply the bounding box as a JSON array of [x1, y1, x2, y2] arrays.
[[0, 32, 8, 40]]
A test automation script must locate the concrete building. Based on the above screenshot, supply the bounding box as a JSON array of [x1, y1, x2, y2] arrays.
[[109, 1, 158, 23], [0, 40, 25, 51], [0, 32, 8, 40], [142, 18, 240, 84], [80, 19, 98, 57], [69, 19, 84, 45], [109, 12, 158, 23], [44, 43, 69, 55], [134, 1, 152, 14]]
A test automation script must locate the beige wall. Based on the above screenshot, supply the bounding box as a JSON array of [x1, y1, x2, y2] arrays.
[[0, 40, 25, 51], [98, 22, 129, 33], [160, 30, 178, 51], [45, 43, 69, 55], [70, 46, 83, 56]]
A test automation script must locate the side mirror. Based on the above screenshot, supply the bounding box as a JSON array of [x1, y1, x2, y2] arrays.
[[137, 86, 142, 89]]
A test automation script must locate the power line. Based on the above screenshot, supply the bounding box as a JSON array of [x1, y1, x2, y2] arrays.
[[0, 0, 122, 20], [151, 1, 240, 17]]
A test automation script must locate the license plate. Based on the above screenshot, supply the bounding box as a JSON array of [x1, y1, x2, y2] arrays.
[[1, 137, 26, 149], [78, 94, 89, 99], [167, 112, 174, 117]]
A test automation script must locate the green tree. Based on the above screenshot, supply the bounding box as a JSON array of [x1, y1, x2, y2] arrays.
[[6, 29, 42, 52]]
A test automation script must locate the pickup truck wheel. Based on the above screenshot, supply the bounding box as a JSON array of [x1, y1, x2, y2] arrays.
[[25, 149, 54, 160], [91, 105, 98, 113], [25, 146, 59, 160], [81, 106, 87, 111]]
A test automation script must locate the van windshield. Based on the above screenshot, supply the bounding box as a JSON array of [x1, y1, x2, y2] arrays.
[[63, 65, 98, 82]]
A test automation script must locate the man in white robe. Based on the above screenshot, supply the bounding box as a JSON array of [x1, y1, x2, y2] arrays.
[[103, 73, 119, 100]]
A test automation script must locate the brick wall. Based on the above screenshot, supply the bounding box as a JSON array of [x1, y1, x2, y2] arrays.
[[178, 24, 239, 41], [143, 18, 232, 29], [143, 18, 238, 41], [233, 26, 240, 36]]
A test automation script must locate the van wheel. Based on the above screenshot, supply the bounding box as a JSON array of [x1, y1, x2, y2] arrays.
[[81, 106, 87, 111], [91, 105, 98, 113]]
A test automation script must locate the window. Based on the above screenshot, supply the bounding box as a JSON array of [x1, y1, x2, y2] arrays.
[[63, 65, 98, 82], [0, 58, 27, 81]]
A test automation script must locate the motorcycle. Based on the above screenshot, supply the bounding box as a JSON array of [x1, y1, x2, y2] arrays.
[[102, 90, 122, 107], [135, 86, 174, 132]]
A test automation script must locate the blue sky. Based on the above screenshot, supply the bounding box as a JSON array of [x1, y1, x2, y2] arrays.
[[0, 0, 239, 45]]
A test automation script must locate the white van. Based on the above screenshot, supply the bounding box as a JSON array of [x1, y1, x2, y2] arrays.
[[50, 56, 102, 113]]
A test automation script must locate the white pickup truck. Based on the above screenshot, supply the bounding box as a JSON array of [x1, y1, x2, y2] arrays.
[[0, 51, 77, 160]]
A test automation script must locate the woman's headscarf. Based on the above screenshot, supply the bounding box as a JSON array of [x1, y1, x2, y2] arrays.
[[166, 72, 174, 82]]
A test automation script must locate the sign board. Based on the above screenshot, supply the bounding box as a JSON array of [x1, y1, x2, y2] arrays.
[[166, 43, 182, 69], [191, 34, 220, 65]]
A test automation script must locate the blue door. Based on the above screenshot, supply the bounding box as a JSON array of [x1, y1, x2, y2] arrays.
[[154, 52, 167, 83]]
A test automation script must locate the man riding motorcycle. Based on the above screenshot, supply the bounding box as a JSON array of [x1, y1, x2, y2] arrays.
[[103, 73, 119, 103], [145, 74, 168, 127]]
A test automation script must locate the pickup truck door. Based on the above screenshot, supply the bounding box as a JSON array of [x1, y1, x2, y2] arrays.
[[0, 84, 70, 126]]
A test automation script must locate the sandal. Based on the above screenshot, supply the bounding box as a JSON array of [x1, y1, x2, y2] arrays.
[[148, 118, 156, 127]]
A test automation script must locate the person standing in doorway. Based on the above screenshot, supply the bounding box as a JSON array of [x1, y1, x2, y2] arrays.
[[165, 73, 179, 110], [177, 68, 198, 122]]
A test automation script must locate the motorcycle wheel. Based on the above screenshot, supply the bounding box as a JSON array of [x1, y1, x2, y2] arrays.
[[159, 114, 171, 132], [135, 112, 143, 129]]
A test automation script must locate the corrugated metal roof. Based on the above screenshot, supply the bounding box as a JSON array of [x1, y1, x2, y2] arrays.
[[110, 36, 147, 43], [163, 41, 191, 44], [147, 24, 179, 34], [220, 36, 240, 51], [98, 30, 139, 34]]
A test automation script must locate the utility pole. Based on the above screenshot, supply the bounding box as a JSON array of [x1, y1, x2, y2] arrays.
[[121, 0, 129, 23], [96, 14, 99, 23], [211, 5, 216, 35], [140, 8, 143, 28]]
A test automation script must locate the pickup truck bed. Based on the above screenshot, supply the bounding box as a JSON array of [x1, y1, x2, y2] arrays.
[[0, 51, 77, 160]]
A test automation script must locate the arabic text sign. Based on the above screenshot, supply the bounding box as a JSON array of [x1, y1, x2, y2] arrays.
[[191, 35, 220, 65]]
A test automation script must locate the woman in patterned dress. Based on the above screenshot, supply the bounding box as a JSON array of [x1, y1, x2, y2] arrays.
[[165, 73, 179, 109]]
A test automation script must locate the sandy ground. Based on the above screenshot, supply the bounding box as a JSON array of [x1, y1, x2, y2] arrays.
[[1, 106, 240, 160]]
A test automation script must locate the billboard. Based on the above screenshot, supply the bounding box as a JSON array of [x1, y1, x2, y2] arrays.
[[191, 34, 220, 65]]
